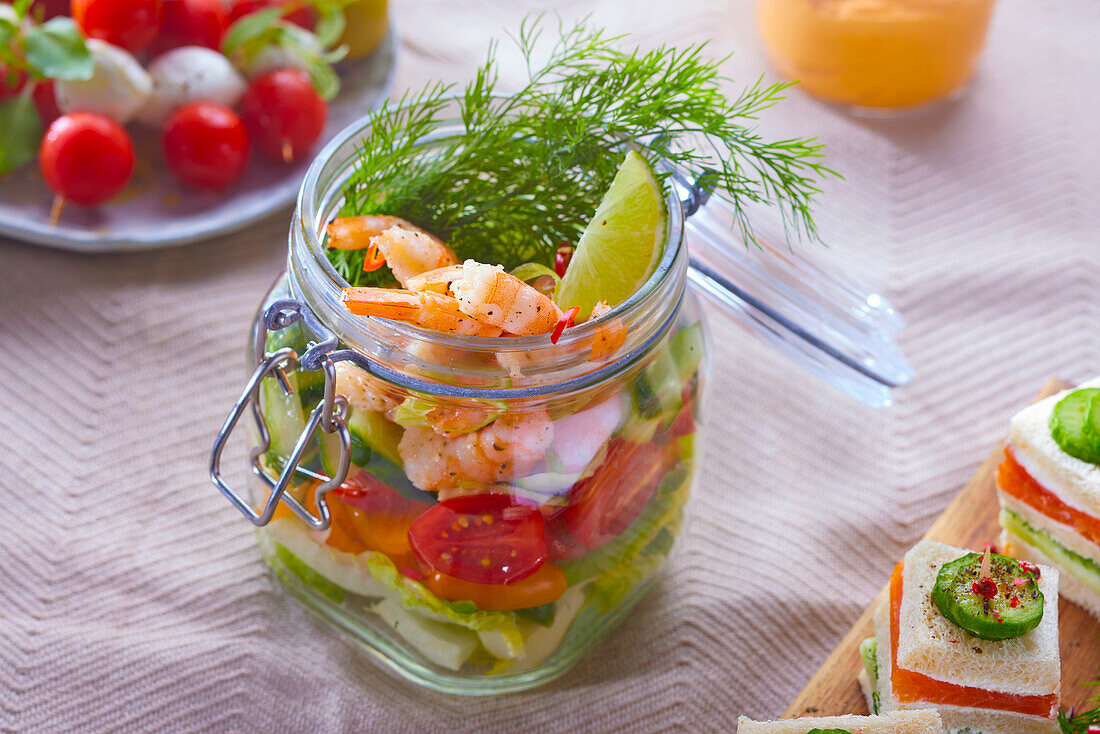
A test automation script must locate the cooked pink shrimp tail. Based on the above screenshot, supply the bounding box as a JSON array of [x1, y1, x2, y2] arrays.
[[343, 287, 502, 336], [326, 216, 459, 288]]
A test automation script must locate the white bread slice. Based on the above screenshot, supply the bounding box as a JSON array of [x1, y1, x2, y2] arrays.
[[869, 603, 1060, 734], [999, 490, 1100, 568], [1006, 376, 1100, 518], [896, 540, 1060, 696], [735, 710, 944, 733], [1002, 528, 1100, 620]]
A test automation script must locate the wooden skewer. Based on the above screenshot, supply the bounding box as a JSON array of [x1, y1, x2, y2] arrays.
[[281, 139, 293, 164], [980, 546, 992, 578], [49, 196, 64, 226]]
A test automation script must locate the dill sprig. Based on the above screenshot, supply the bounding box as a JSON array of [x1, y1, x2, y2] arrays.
[[331, 16, 836, 286], [1060, 675, 1100, 734]]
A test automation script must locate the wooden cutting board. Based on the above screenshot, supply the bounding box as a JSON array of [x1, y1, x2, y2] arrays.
[[784, 378, 1100, 717]]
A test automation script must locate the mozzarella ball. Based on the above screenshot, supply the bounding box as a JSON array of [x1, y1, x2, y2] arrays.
[[55, 39, 153, 125], [138, 47, 247, 127]]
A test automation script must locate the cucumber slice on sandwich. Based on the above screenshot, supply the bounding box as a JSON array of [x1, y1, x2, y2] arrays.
[[931, 551, 1043, 640], [1050, 387, 1100, 464]]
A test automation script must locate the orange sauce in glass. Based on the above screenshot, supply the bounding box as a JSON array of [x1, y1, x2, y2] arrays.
[[756, 0, 996, 110]]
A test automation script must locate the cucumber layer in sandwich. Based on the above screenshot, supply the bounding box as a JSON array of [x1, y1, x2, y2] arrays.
[[736, 709, 944, 733], [999, 507, 1100, 619]]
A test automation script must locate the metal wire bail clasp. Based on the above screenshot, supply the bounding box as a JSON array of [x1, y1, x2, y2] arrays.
[[209, 345, 351, 531]]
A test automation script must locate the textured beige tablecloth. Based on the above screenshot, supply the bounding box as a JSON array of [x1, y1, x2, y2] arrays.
[[1, 1, 1098, 731]]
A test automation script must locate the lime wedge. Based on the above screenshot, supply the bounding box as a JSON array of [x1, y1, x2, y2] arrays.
[[556, 149, 667, 320]]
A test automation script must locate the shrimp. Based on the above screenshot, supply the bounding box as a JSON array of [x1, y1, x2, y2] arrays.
[[326, 216, 459, 288], [333, 361, 401, 414], [343, 287, 503, 337], [410, 260, 564, 336], [398, 408, 555, 492], [587, 300, 628, 362]]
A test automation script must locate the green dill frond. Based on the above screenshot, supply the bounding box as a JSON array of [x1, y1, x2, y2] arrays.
[[331, 15, 837, 286]]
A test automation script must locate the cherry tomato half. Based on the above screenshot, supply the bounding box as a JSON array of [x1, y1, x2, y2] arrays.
[[563, 439, 679, 550], [149, 0, 228, 55], [227, 0, 314, 29], [32, 80, 62, 124], [407, 494, 548, 585], [162, 102, 250, 191], [39, 112, 135, 206], [72, 0, 164, 53], [425, 563, 567, 610], [333, 469, 433, 516], [239, 68, 326, 164]]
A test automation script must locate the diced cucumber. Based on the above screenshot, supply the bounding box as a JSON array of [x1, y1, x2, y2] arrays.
[[320, 407, 436, 504], [669, 322, 704, 384], [633, 346, 682, 421], [373, 598, 479, 671], [265, 322, 325, 403]]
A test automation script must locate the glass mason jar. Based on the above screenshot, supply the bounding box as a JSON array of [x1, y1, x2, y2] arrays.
[[211, 110, 911, 695], [756, 0, 996, 113]]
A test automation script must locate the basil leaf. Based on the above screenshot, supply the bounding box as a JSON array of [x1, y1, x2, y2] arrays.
[[222, 7, 282, 57], [13, 0, 32, 17], [24, 18, 93, 81], [313, 5, 346, 49], [302, 52, 339, 100], [0, 95, 43, 175]]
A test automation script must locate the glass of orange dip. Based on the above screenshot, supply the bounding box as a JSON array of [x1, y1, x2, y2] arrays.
[[756, 0, 996, 113]]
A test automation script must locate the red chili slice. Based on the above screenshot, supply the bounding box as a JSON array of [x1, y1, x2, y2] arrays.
[[551, 306, 580, 344], [407, 494, 547, 585]]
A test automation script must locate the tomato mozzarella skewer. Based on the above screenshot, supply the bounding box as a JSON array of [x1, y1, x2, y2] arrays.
[[39, 112, 135, 222], [138, 46, 247, 127], [239, 68, 327, 164], [54, 39, 152, 124]]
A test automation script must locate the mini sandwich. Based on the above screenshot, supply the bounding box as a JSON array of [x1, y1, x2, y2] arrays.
[[860, 540, 1060, 734], [998, 376, 1100, 619], [736, 710, 944, 733]]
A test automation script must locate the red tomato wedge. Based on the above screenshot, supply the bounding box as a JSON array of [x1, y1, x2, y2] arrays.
[[408, 494, 547, 585], [889, 563, 1058, 717], [326, 471, 433, 557], [564, 438, 679, 550], [999, 447, 1100, 547], [425, 563, 567, 610]]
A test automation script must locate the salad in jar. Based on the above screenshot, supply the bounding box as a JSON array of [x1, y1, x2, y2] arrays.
[[219, 18, 833, 692]]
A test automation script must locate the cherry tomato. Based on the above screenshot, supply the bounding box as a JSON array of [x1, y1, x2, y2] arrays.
[[239, 68, 326, 164], [424, 563, 567, 610], [540, 504, 587, 561], [407, 494, 548, 585], [227, 0, 314, 29], [0, 65, 27, 101], [149, 0, 228, 55], [563, 439, 679, 550], [333, 469, 433, 516], [72, 0, 164, 53], [162, 102, 250, 190], [39, 112, 134, 206], [32, 80, 62, 124]]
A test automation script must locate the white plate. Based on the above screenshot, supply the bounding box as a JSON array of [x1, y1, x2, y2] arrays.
[[0, 30, 396, 252]]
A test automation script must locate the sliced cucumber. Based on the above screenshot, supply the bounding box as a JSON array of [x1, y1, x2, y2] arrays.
[[261, 372, 307, 458], [1050, 388, 1100, 464], [1001, 508, 1100, 596], [931, 551, 1043, 640], [859, 637, 880, 715], [265, 322, 324, 404]]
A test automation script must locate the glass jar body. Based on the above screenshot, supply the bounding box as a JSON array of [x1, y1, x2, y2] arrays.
[[245, 267, 707, 693], [756, 0, 996, 112]]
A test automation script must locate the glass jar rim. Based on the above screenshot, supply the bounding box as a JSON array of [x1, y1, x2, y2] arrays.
[[288, 101, 687, 399]]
